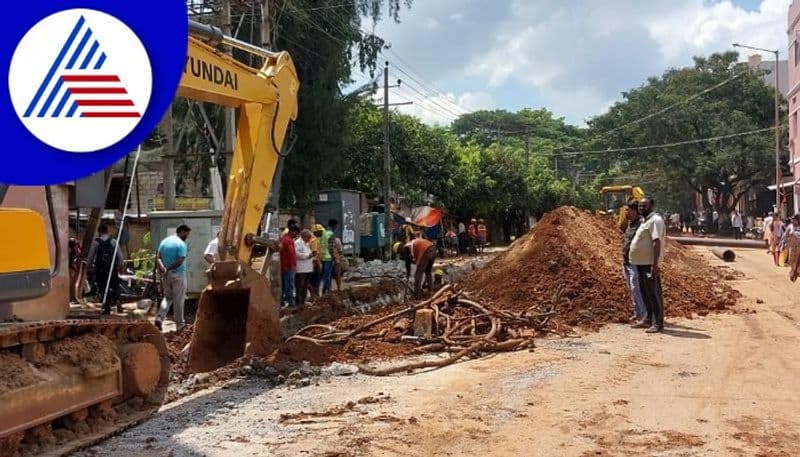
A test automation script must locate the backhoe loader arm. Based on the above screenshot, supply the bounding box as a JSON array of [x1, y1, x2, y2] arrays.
[[180, 21, 299, 264]]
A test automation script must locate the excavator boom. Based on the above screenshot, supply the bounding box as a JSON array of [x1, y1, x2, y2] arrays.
[[181, 22, 299, 373]]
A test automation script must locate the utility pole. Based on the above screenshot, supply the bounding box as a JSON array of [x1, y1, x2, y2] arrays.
[[161, 105, 176, 210], [380, 62, 412, 259], [774, 50, 782, 217], [733, 43, 782, 217], [221, 0, 236, 179], [383, 62, 391, 260]]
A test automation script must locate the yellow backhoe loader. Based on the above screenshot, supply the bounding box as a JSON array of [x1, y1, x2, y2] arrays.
[[0, 20, 297, 456], [598, 185, 645, 229]]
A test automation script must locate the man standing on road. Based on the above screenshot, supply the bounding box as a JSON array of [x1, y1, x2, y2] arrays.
[[629, 198, 666, 333], [731, 210, 743, 240], [620, 200, 646, 323], [764, 211, 775, 254], [279, 225, 299, 308], [87, 223, 125, 315], [320, 219, 337, 294], [203, 231, 220, 265], [294, 229, 314, 307], [156, 225, 191, 331]]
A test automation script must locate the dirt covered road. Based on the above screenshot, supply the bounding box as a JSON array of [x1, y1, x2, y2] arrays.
[[77, 246, 800, 456]]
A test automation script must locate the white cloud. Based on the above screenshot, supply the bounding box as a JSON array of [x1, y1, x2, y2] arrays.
[[462, 0, 791, 123], [393, 90, 494, 126], [424, 17, 439, 30]]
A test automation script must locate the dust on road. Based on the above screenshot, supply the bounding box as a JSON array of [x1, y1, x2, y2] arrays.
[[77, 246, 800, 456]]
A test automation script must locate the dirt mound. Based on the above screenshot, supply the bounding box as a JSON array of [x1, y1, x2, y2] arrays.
[[466, 206, 740, 330]]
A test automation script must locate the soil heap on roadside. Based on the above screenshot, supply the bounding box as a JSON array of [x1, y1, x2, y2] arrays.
[[466, 206, 740, 330]]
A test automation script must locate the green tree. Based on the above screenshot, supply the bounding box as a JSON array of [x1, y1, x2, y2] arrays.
[[586, 51, 785, 215]]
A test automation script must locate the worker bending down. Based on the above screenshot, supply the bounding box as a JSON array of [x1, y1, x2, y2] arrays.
[[397, 238, 437, 298]]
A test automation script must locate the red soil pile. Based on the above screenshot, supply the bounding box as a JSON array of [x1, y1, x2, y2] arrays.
[[466, 206, 740, 330]]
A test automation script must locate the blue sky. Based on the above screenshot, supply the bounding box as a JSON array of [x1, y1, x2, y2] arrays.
[[353, 0, 791, 126]]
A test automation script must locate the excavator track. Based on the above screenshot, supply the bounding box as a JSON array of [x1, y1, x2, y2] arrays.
[[0, 319, 170, 457]]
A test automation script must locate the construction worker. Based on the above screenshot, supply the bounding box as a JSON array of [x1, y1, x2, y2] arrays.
[[476, 218, 488, 254], [398, 237, 437, 298], [156, 225, 191, 331], [87, 223, 125, 315], [320, 219, 337, 294], [402, 217, 417, 242], [309, 224, 324, 297], [467, 218, 477, 255]]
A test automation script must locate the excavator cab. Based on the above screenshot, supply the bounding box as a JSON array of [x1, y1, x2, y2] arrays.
[[599, 185, 645, 228]]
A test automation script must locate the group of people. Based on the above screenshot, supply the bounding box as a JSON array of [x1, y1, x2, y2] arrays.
[[621, 197, 667, 333], [278, 219, 344, 308], [762, 212, 800, 273], [444, 217, 488, 256]]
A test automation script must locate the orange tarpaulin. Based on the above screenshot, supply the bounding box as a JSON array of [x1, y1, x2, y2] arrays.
[[412, 206, 444, 228]]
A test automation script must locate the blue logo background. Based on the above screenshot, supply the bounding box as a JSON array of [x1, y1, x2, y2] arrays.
[[1, 0, 187, 184]]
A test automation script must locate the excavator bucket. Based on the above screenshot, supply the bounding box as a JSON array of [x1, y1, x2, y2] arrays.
[[187, 261, 281, 373]]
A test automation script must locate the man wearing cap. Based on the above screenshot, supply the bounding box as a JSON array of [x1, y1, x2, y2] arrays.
[[401, 237, 437, 297]]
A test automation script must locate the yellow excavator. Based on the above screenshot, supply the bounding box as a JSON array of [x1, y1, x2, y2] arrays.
[[0, 20, 297, 456], [598, 185, 645, 229]]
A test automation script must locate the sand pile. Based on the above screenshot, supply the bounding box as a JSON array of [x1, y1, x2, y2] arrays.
[[466, 206, 740, 329]]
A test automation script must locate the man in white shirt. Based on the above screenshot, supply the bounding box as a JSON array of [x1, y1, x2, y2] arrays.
[[731, 210, 743, 240], [204, 232, 220, 265], [629, 197, 666, 333], [763, 212, 774, 254], [294, 229, 314, 306]]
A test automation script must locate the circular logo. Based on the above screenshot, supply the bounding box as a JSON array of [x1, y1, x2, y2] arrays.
[[9, 9, 152, 153], [0, 0, 186, 185]]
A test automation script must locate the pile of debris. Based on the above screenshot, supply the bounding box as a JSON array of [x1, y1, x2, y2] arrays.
[[467, 206, 740, 330], [285, 284, 543, 375], [344, 259, 406, 281]]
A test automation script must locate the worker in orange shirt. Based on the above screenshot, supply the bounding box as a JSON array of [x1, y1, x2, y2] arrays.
[[396, 238, 437, 298], [467, 218, 478, 255], [477, 218, 488, 254]]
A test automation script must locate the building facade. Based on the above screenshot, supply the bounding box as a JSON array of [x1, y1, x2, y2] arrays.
[[788, 1, 800, 215]]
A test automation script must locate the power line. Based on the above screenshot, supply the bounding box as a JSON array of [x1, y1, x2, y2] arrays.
[[591, 71, 747, 138], [391, 73, 465, 119], [556, 125, 780, 157]]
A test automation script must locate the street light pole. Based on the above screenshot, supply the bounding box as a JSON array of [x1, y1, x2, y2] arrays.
[[733, 43, 782, 217]]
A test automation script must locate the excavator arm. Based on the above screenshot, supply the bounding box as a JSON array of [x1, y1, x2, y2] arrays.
[[181, 21, 298, 264], [179, 22, 299, 373]]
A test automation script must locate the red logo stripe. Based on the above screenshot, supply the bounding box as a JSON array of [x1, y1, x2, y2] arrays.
[[61, 75, 120, 82], [82, 112, 141, 118], [76, 99, 134, 106], [68, 87, 128, 94]]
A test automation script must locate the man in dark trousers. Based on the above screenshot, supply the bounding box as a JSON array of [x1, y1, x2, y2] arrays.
[[629, 197, 666, 333], [620, 200, 645, 323], [87, 223, 124, 314], [400, 237, 437, 298]]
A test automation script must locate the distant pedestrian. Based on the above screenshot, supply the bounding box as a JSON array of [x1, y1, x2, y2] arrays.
[[156, 225, 191, 331], [280, 225, 300, 307], [477, 218, 488, 254], [763, 212, 775, 253], [467, 218, 477, 255], [294, 229, 314, 307], [629, 198, 666, 333], [320, 219, 337, 294], [620, 200, 646, 323], [768, 216, 783, 266], [457, 220, 466, 255], [309, 224, 323, 297], [87, 223, 124, 315], [331, 231, 344, 291], [731, 210, 743, 240]]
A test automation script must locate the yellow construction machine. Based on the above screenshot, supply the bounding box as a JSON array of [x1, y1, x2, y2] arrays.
[[598, 185, 645, 229], [0, 20, 297, 455]]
